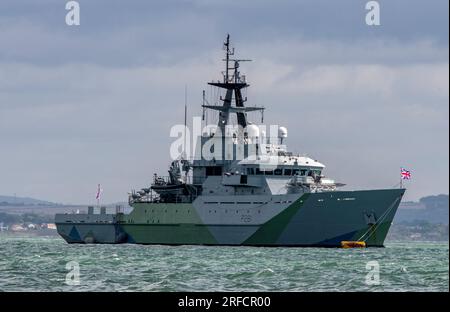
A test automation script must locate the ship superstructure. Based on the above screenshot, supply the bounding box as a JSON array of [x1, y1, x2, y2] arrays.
[[56, 35, 405, 246]]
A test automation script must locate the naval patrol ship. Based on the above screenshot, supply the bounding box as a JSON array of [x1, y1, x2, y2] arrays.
[[55, 35, 405, 247]]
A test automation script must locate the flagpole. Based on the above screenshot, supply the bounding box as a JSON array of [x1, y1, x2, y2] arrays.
[[96, 184, 101, 209], [184, 84, 187, 160]]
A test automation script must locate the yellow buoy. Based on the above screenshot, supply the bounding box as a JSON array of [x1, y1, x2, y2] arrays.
[[341, 241, 366, 248]]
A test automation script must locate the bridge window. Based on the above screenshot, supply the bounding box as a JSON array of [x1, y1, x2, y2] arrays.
[[274, 169, 282, 175], [247, 167, 255, 175], [206, 166, 222, 176], [292, 169, 299, 175], [300, 169, 307, 176], [256, 168, 264, 175], [284, 169, 292, 176]]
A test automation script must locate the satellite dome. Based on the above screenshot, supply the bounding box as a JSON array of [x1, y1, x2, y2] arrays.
[[245, 124, 260, 138], [278, 126, 288, 138]]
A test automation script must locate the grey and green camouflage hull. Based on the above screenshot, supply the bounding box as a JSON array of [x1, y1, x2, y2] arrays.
[[56, 188, 404, 247]]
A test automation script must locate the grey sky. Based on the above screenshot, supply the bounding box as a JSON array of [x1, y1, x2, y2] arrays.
[[0, 0, 448, 204]]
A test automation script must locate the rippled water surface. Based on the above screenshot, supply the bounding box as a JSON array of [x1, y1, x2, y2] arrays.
[[0, 235, 448, 292]]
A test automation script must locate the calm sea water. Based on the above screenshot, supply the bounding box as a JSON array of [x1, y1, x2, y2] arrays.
[[0, 235, 448, 292]]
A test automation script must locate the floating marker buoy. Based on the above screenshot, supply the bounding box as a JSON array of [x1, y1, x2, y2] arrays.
[[341, 241, 366, 248]]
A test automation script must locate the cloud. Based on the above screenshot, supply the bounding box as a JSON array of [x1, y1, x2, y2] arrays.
[[1, 0, 448, 66], [0, 1, 448, 203]]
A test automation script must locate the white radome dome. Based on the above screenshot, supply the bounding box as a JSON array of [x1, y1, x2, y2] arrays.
[[245, 124, 260, 138], [278, 126, 288, 138]]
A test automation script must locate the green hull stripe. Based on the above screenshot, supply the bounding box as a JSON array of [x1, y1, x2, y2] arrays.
[[243, 193, 310, 245], [123, 224, 218, 244], [122, 203, 218, 244]]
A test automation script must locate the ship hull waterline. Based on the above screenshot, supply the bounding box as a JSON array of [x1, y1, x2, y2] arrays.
[[55, 188, 405, 247]]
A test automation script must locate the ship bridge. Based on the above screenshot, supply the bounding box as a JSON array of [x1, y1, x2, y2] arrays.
[[238, 155, 325, 170]]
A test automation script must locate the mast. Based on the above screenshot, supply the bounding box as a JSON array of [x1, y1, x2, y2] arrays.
[[224, 34, 232, 84], [196, 35, 265, 170], [205, 34, 264, 130]]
